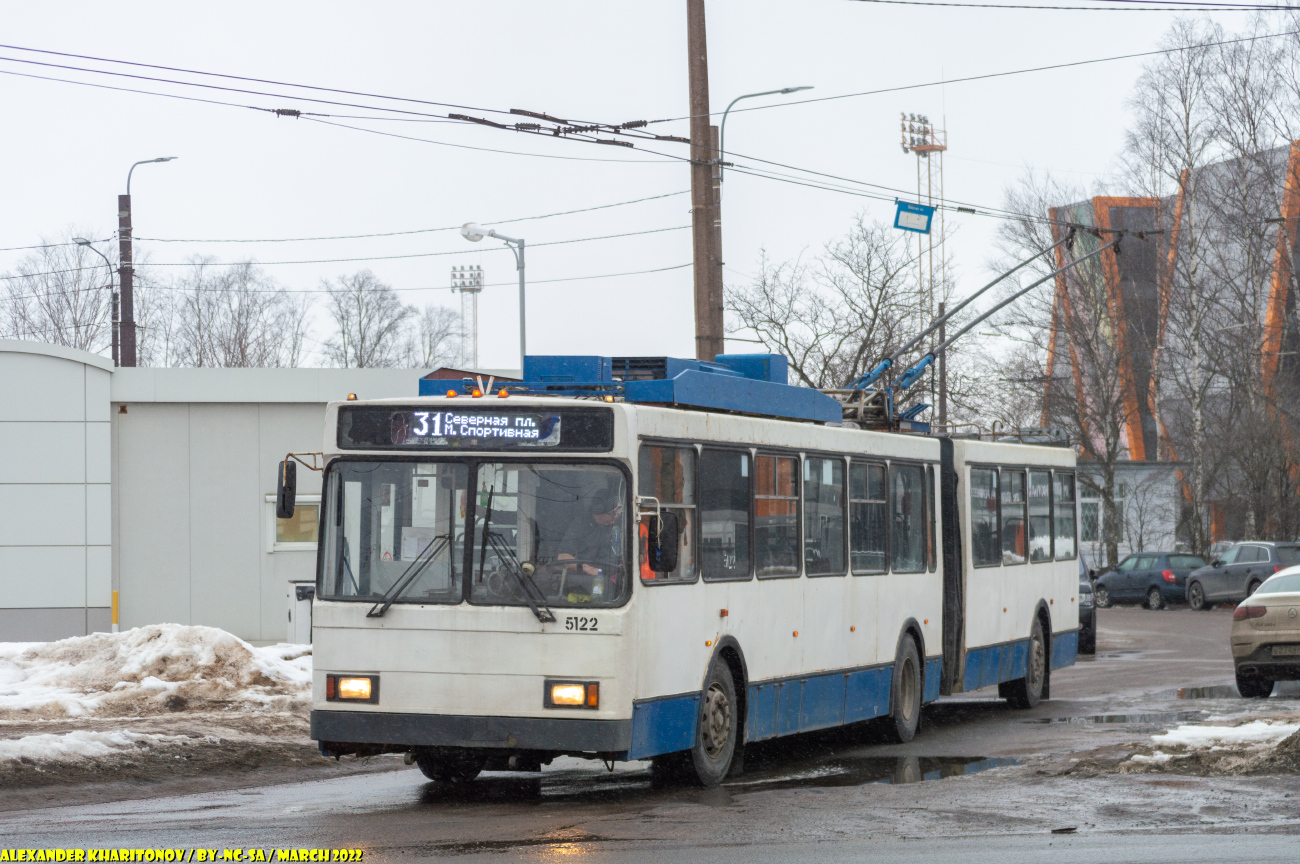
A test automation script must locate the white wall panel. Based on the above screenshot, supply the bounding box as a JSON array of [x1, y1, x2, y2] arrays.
[[0, 353, 85, 422], [86, 422, 111, 484], [85, 368, 111, 422], [86, 484, 111, 546], [87, 545, 112, 608], [0, 546, 85, 607], [0, 423, 84, 483], [0, 485, 85, 546]]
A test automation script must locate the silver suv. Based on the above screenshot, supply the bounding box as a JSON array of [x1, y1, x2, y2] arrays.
[[1186, 542, 1300, 611]]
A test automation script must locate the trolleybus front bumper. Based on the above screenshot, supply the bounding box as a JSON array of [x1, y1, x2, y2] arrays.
[[311, 709, 632, 755]]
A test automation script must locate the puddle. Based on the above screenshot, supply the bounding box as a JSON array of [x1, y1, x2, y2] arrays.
[[1023, 711, 1206, 727], [725, 755, 1018, 790], [1151, 680, 1300, 700]]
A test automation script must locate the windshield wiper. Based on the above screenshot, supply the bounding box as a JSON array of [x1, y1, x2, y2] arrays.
[[366, 534, 451, 618], [484, 531, 556, 623]]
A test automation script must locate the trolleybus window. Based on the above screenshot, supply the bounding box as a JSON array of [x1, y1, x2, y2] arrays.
[[1053, 471, 1077, 560], [804, 456, 846, 576], [926, 465, 937, 572], [1002, 469, 1028, 565], [700, 449, 752, 581], [1028, 470, 1053, 563], [849, 462, 887, 574], [890, 464, 926, 573], [638, 445, 697, 583], [755, 455, 800, 578], [971, 468, 1000, 567], [470, 463, 629, 607], [319, 461, 468, 604]]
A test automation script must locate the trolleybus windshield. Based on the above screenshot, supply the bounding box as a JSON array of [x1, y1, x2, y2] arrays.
[[319, 459, 629, 609]]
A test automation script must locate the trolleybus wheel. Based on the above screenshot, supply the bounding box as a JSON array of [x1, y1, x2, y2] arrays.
[[689, 659, 737, 786], [1003, 618, 1047, 709], [414, 753, 484, 783], [886, 636, 922, 744]]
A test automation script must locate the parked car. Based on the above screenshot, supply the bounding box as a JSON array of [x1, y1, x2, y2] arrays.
[[1078, 577, 1096, 654], [1230, 566, 1300, 697], [1093, 552, 1208, 610], [1187, 542, 1300, 611]]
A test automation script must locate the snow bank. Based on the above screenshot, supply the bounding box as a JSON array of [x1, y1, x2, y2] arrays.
[[0, 625, 311, 719], [0, 729, 206, 764], [1152, 720, 1300, 751]]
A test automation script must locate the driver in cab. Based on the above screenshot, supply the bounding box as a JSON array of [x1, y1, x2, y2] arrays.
[[557, 491, 622, 583]]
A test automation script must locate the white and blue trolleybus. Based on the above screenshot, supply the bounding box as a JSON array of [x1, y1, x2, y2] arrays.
[[293, 354, 1079, 785]]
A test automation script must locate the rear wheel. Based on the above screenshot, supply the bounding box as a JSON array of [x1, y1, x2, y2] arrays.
[[1078, 625, 1096, 655], [1146, 587, 1165, 611], [1187, 581, 1209, 611], [689, 658, 737, 786], [1248, 579, 1263, 598], [1236, 672, 1275, 699], [1094, 585, 1112, 608], [885, 636, 923, 743], [1004, 619, 1047, 709], [414, 753, 484, 783]]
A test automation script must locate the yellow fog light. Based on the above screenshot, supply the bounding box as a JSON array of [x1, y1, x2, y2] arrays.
[[328, 675, 378, 702], [546, 680, 598, 709]]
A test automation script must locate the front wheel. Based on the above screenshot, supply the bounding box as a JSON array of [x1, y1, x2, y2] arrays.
[[1236, 672, 1275, 699], [1004, 619, 1047, 709], [689, 659, 737, 786], [885, 636, 922, 743], [1187, 581, 1209, 611], [1146, 587, 1165, 611], [1094, 585, 1112, 608]]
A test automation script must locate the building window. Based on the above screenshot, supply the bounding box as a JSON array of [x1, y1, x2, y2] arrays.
[[265, 494, 320, 552]]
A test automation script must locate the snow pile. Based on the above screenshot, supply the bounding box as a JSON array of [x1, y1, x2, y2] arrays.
[[0, 625, 312, 719], [0, 729, 209, 764], [1121, 719, 1300, 775]]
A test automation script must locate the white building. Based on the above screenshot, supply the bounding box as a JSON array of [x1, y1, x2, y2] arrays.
[[0, 340, 511, 643]]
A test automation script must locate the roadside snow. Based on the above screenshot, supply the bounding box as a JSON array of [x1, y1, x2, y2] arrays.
[[1152, 720, 1300, 750], [0, 625, 311, 720], [0, 729, 208, 764]]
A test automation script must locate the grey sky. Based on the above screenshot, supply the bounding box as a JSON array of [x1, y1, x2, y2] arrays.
[[0, 1, 1263, 368]]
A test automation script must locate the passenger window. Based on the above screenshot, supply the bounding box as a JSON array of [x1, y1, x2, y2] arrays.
[[1053, 471, 1077, 560], [804, 457, 846, 576], [1028, 470, 1052, 563], [970, 468, 1000, 567], [1135, 555, 1157, 570], [638, 445, 697, 583], [1001, 470, 1027, 565], [1218, 547, 1240, 565], [755, 455, 800, 577], [1118, 557, 1138, 571], [891, 463, 925, 573], [1240, 546, 1264, 564], [850, 463, 888, 573], [700, 449, 752, 581]]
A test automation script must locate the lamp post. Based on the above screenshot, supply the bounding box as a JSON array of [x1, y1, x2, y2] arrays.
[[119, 157, 177, 366], [460, 223, 526, 373], [717, 86, 812, 187], [73, 238, 118, 366]]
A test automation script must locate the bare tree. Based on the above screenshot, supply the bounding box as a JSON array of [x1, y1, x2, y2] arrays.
[[321, 270, 414, 368], [169, 259, 311, 368], [408, 303, 462, 368], [726, 214, 938, 389], [1, 230, 115, 353]]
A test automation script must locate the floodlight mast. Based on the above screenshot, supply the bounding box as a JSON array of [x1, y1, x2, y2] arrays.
[[846, 231, 1074, 391], [893, 236, 1120, 392]]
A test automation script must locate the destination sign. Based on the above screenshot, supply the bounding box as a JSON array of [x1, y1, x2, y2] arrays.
[[337, 406, 614, 452]]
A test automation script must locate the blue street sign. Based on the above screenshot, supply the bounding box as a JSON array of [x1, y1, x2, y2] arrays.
[[894, 200, 935, 234]]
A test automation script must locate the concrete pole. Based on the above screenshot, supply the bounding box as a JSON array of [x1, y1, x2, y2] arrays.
[[687, 0, 722, 361]]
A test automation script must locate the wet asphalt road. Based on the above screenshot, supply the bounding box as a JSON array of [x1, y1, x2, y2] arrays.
[[7, 605, 1300, 861]]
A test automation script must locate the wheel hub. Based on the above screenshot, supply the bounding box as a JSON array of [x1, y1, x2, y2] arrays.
[[1028, 635, 1045, 691], [701, 682, 732, 757]]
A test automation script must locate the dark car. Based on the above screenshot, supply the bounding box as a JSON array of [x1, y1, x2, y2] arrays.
[[1094, 552, 1208, 610], [1186, 542, 1300, 611], [1078, 578, 1096, 654]]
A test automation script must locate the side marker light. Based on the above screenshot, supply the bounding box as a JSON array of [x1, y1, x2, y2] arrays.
[[471, 389, 483, 398], [346, 393, 358, 401], [446, 389, 458, 398], [498, 389, 509, 398]]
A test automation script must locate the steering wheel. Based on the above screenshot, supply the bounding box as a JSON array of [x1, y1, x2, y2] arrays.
[[537, 558, 620, 576]]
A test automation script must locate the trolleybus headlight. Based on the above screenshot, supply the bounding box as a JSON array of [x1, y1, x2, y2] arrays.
[[545, 680, 599, 709], [326, 674, 379, 702]]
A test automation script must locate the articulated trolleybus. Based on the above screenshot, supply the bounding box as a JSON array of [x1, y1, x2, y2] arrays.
[[296, 354, 1079, 785]]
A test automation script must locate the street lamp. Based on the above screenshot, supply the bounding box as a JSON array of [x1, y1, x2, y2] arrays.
[[73, 238, 118, 366], [461, 222, 526, 373], [119, 156, 178, 366], [718, 86, 812, 186]]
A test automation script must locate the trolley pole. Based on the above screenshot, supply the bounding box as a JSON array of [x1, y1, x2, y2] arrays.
[[687, 0, 722, 361]]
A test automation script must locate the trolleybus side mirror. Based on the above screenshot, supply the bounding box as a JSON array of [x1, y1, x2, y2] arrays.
[[277, 458, 297, 519], [647, 511, 680, 572]]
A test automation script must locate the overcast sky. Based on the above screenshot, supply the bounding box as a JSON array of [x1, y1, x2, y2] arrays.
[[0, 1, 1269, 370]]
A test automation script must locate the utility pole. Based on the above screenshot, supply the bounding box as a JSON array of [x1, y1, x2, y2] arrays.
[[117, 194, 136, 367], [938, 301, 948, 428], [710, 122, 723, 351], [687, 0, 722, 361]]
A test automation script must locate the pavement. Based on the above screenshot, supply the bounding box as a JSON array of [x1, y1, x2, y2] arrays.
[[6, 605, 1300, 861]]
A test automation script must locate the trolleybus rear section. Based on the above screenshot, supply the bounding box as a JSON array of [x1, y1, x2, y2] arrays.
[[302, 355, 1079, 785]]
